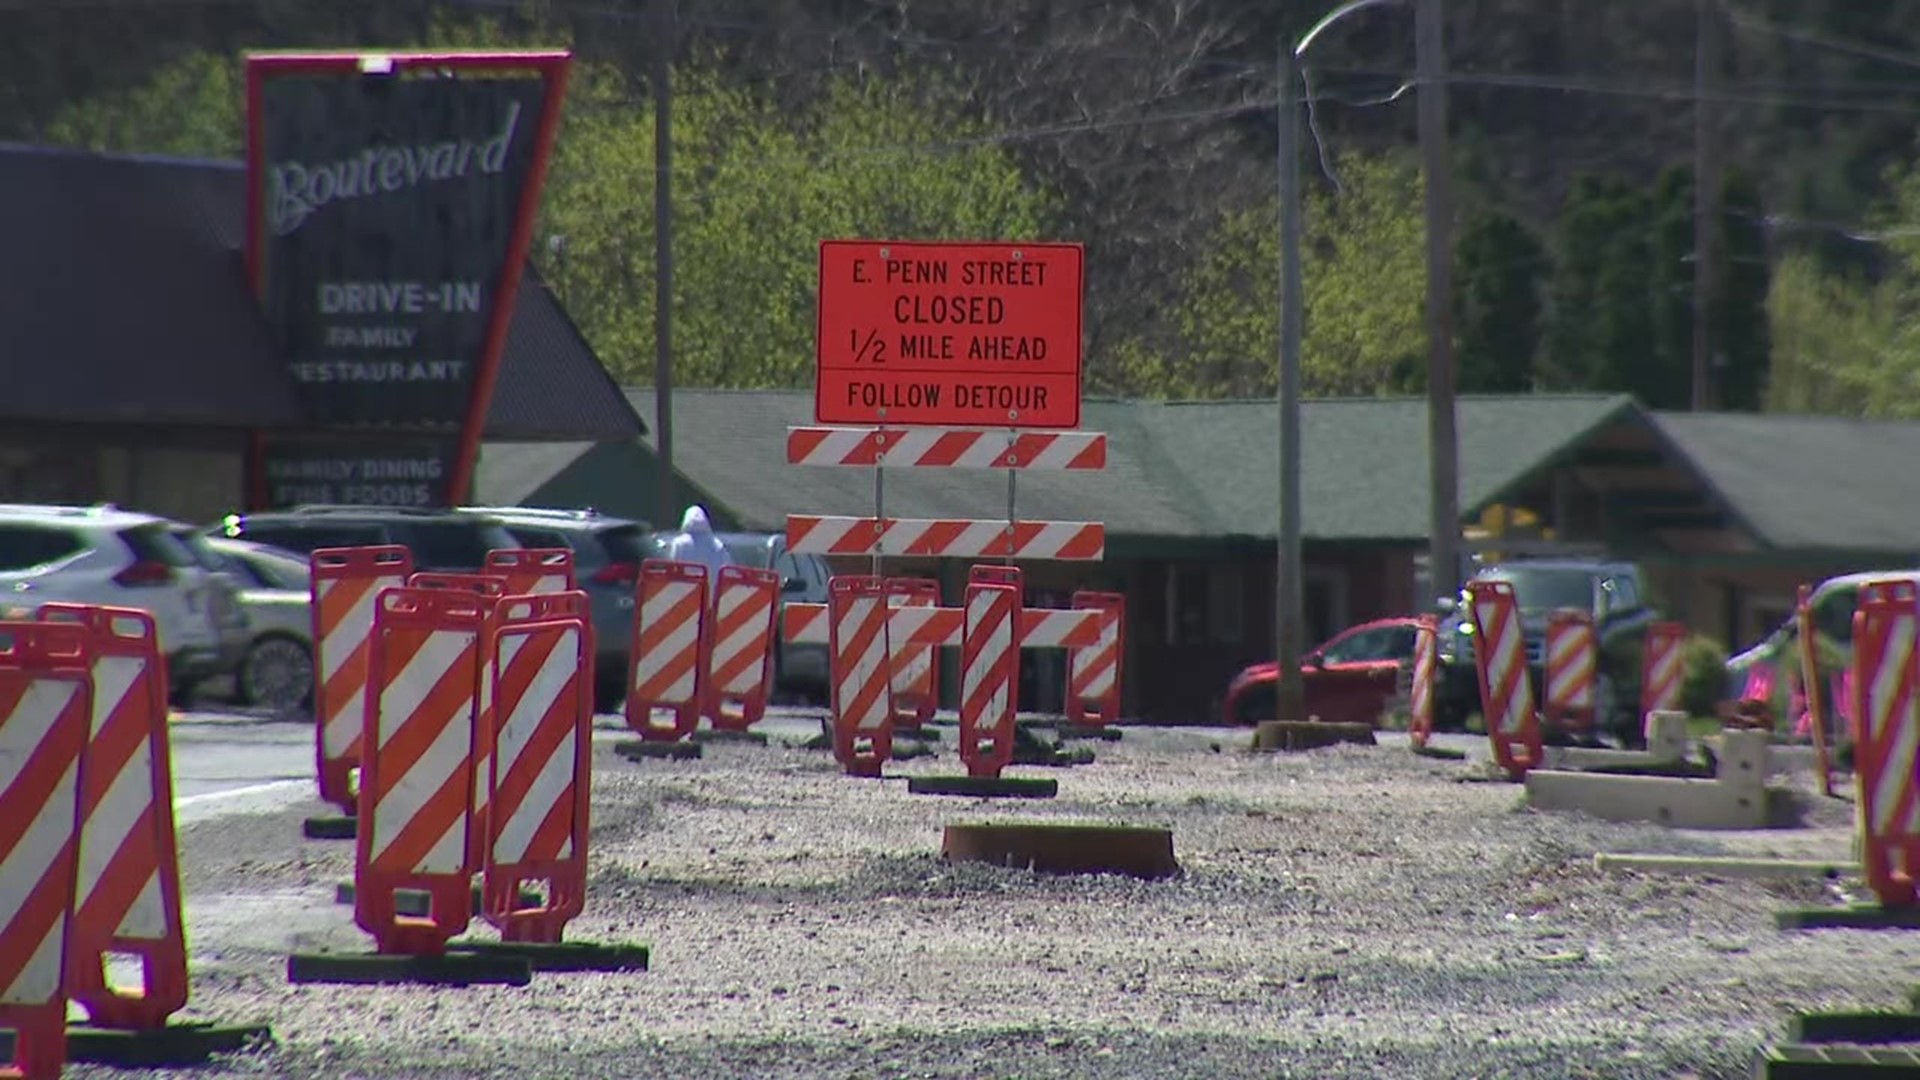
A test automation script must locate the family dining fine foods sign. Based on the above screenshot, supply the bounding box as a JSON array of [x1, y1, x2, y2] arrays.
[[246, 56, 559, 428]]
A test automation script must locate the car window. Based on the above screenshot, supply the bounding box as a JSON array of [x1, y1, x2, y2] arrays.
[[1815, 586, 1860, 642], [1322, 627, 1397, 665], [172, 529, 233, 573], [1477, 567, 1594, 613], [406, 521, 510, 570], [505, 525, 571, 551], [118, 524, 196, 569], [803, 553, 831, 591], [717, 534, 775, 570], [592, 524, 655, 566], [1607, 574, 1641, 613], [772, 548, 801, 588], [0, 523, 84, 572]]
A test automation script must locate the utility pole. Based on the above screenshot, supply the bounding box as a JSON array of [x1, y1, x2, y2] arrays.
[[1692, 0, 1723, 412], [1275, 42, 1307, 724], [652, 0, 678, 526], [1417, 0, 1462, 603]]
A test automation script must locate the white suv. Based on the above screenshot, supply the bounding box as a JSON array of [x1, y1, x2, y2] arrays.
[[0, 504, 228, 691]]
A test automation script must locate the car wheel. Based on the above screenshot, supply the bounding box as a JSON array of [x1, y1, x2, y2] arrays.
[[240, 635, 313, 713]]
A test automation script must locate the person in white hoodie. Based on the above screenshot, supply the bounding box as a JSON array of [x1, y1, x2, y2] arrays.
[[663, 504, 734, 579]]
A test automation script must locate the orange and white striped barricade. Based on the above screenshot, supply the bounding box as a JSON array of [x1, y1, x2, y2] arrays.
[[1796, 584, 1842, 798], [1543, 609, 1598, 736], [828, 575, 894, 777], [351, 587, 487, 957], [1639, 621, 1688, 724], [626, 560, 708, 743], [484, 592, 591, 944], [1408, 615, 1439, 749], [787, 427, 1108, 470], [310, 546, 413, 830], [1065, 591, 1125, 730], [959, 578, 1022, 779], [704, 565, 780, 733], [0, 622, 91, 1080], [787, 515, 1105, 560], [33, 605, 188, 1031], [885, 577, 941, 731], [1466, 580, 1544, 779], [1850, 582, 1920, 908], [407, 572, 508, 871], [484, 548, 576, 596]]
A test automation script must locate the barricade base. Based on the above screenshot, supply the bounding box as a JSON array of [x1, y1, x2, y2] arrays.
[[334, 882, 541, 914], [690, 728, 769, 746], [941, 823, 1179, 879], [1411, 743, 1470, 761], [1523, 771, 1774, 830], [1789, 1011, 1920, 1044], [1775, 905, 1920, 931], [907, 775, 1059, 799], [1253, 720, 1378, 752], [1758, 1042, 1920, 1077], [285, 951, 533, 986], [613, 739, 704, 762], [1053, 723, 1122, 742], [447, 939, 651, 973], [1593, 853, 1856, 880], [301, 814, 357, 840], [0, 1021, 275, 1068]]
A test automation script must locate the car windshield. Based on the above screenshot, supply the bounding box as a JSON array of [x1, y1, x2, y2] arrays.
[[1476, 567, 1595, 613]]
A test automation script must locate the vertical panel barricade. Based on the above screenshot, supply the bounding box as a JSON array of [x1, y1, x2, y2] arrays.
[[33, 605, 187, 1030], [483, 548, 576, 596], [959, 581, 1021, 779], [1407, 615, 1439, 748], [312, 546, 413, 816], [1543, 609, 1598, 734], [705, 566, 780, 732], [626, 560, 708, 742], [0, 622, 91, 1080], [1850, 582, 1920, 908], [485, 592, 591, 944], [885, 578, 941, 730], [352, 588, 487, 956], [1466, 581, 1544, 778], [1066, 591, 1125, 727], [828, 575, 893, 777], [406, 572, 507, 872], [1640, 621, 1688, 721]]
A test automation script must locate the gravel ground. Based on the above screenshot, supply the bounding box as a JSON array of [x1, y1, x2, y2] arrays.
[[68, 725, 1920, 1080]]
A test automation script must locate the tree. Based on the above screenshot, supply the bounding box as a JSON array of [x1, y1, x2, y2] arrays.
[[1120, 150, 1426, 399], [1453, 211, 1547, 393], [1544, 174, 1655, 396], [1719, 169, 1774, 411], [1644, 165, 1696, 410]]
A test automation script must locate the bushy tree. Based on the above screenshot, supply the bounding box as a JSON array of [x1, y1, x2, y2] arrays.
[[1453, 210, 1548, 393]]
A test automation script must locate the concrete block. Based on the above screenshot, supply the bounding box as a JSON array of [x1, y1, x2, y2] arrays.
[[1645, 710, 1689, 761], [1538, 711, 1691, 773], [1527, 732, 1778, 830], [1594, 853, 1857, 880]]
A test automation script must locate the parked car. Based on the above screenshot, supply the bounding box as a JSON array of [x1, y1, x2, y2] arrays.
[[0, 503, 229, 691], [166, 523, 253, 701], [455, 506, 655, 714], [203, 536, 317, 713], [638, 528, 833, 701], [207, 505, 522, 572], [1432, 558, 1660, 740], [1723, 568, 1920, 702], [1223, 617, 1421, 727]]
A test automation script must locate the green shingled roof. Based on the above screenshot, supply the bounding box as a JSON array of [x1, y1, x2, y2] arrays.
[[1651, 411, 1920, 555], [477, 388, 1639, 542]]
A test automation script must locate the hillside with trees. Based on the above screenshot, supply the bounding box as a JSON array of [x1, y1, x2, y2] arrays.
[[6, 0, 1920, 411]]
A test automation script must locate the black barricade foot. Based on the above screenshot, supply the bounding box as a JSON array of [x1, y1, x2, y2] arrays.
[[1411, 743, 1470, 761], [1055, 724, 1123, 742], [0, 1021, 275, 1068], [286, 950, 533, 987], [334, 882, 541, 914], [892, 736, 940, 762], [449, 939, 651, 973], [1757, 1042, 1920, 1078], [907, 775, 1059, 799], [301, 814, 357, 840], [692, 729, 769, 746], [1790, 1010, 1920, 1044], [613, 739, 704, 762], [1776, 905, 1920, 931]]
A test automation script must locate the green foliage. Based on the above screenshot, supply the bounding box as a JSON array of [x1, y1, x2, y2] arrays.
[[1453, 211, 1547, 393], [1678, 633, 1730, 721], [1645, 166, 1696, 410], [1544, 175, 1654, 393], [1125, 150, 1426, 399], [1720, 170, 1773, 411], [44, 51, 242, 158]]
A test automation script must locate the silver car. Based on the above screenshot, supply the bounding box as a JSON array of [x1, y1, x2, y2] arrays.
[[203, 537, 315, 713]]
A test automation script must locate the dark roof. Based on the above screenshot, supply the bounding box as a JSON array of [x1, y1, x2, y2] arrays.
[[1652, 411, 1920, 554], [480, 388, 1641, 542], [0, 142, 643, 440]]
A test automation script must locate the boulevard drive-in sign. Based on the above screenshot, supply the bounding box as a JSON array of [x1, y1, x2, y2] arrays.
[[249, 65, 553, 427], [815, 240, 1085, 429]]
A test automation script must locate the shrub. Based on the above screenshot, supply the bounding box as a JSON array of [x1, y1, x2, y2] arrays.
[[1679, 633, 1730, 719]]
